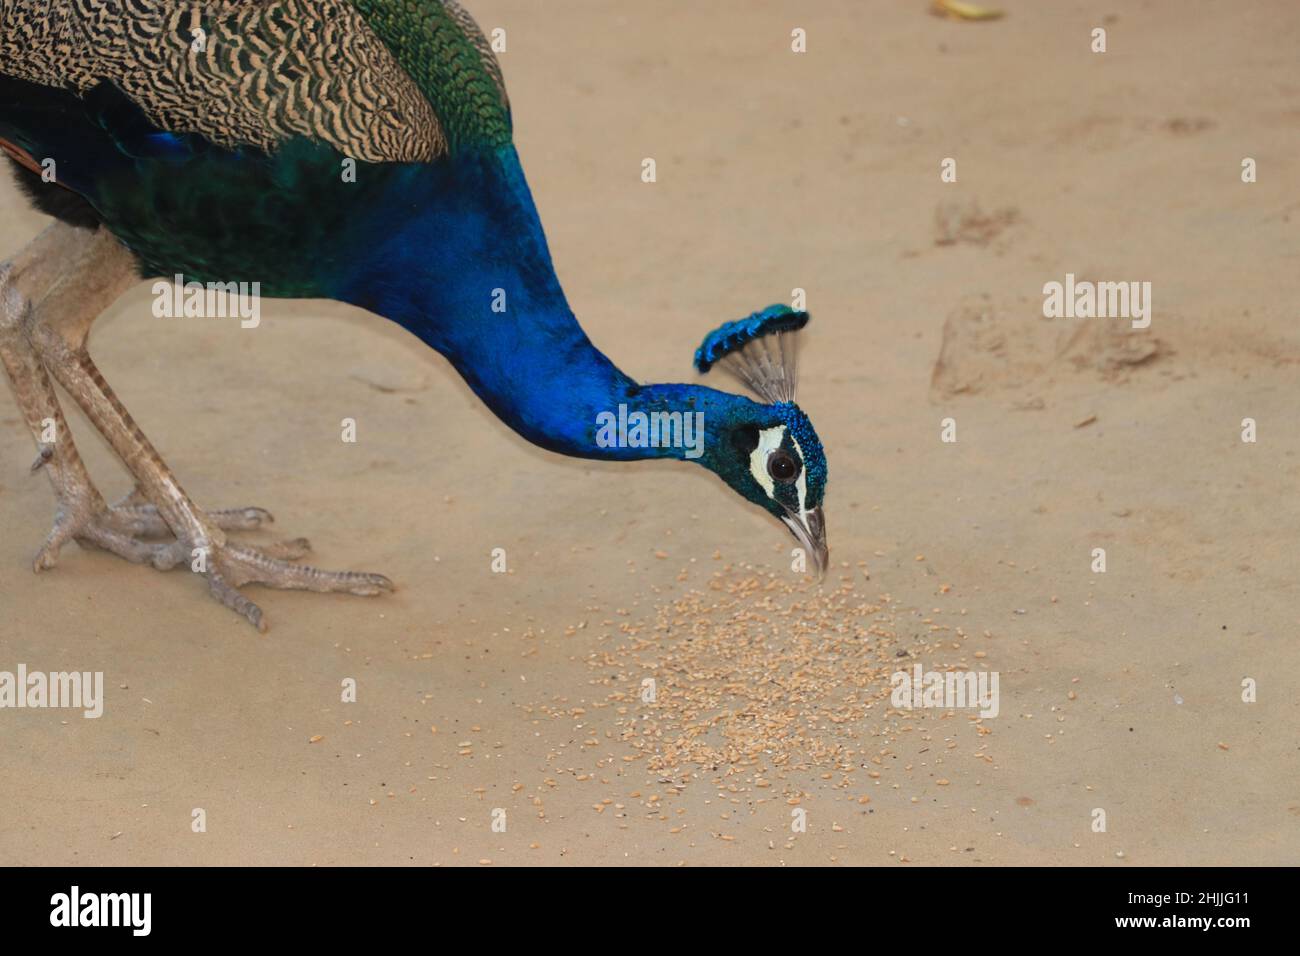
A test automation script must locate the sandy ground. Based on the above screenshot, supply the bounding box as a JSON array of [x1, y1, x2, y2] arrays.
[[1, 1, 1298, 866]]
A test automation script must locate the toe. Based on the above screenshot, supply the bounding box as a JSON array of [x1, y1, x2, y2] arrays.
[[351, 573, 395, 595], [32, 511, 78, 571], [253, 537, 312, 560], [207, 570, 267, 632], [210, 507, 274, 531]]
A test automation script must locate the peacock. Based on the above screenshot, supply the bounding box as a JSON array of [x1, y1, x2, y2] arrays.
[[0, 0, 828, 630]]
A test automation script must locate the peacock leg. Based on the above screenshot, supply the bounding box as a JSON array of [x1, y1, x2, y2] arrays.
[[2, 224, 284, 568], [14, 225, 391, 630]]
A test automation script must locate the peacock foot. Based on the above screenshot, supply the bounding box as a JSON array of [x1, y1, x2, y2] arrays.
[[6, 226, 392, 630], [34, 491, 167, 572], [94, 487, 275, 539], [195, 539, 394, 632], [37, 484, 393, 631], [33, 484, 280, 572]]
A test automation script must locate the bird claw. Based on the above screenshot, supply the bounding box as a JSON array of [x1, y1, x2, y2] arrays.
[[34, 500, 179, 571], [32, 487, 389, 629], [206, 566, 267, 632], [32, 490, 284, 570], [105, 497, 274, 537], [30, 444, 54, 472], [193, 540, 393, 631]]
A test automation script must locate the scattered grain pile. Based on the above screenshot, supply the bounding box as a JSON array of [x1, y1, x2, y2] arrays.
[[615, 573, 901, 776], [533, 564, 997, 794]]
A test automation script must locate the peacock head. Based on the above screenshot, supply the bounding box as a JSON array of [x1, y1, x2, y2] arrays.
[[694, 306, 829, 577]]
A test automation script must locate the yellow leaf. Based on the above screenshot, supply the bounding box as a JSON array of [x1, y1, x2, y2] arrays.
[[933, 0, 1005, 20]]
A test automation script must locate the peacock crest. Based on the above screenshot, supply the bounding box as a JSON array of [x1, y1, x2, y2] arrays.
[[694, 304, 809, 405]]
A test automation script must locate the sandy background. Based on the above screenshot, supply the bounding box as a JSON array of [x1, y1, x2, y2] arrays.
[[1, 1, 1298, 866]]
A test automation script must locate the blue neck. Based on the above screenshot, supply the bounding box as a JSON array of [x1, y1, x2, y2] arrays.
[[336, 147, 756, 460]]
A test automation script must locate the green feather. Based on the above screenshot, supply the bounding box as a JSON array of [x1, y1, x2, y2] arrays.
[[348, 0, 512, 152]]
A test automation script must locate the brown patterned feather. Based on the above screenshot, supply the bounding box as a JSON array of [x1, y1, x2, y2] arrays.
[[0, 0, 462, 162]]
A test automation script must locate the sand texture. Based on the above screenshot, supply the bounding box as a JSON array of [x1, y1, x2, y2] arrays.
[[1, 1, 1297, 866]]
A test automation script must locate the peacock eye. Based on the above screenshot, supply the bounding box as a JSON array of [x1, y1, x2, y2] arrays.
[[767, 451, 800, 483]]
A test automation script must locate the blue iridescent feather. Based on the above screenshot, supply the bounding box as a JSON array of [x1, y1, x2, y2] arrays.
[[694, 305, 809, 373]]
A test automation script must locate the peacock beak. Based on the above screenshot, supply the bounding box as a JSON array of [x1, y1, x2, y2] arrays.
[[781, 505, 828, 580]]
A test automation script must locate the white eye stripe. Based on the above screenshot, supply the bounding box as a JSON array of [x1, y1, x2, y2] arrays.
[[789, 434, 808, 515], [749, 425, 786, 499]]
